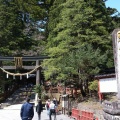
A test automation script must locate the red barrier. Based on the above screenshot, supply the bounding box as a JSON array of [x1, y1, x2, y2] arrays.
[[71, 108, 80, 120], [80, 111, 94, 120], [71, 108, 98, 120]]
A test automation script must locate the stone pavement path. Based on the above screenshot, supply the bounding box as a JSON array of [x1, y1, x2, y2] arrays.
[[0, 104, 73, 120]]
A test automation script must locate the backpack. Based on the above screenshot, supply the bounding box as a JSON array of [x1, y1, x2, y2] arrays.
[[46, 103, 49, 110]]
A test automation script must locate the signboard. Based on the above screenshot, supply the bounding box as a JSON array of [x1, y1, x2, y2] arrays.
[[62, 94, 68, 108], [99, 77, 117, 93]]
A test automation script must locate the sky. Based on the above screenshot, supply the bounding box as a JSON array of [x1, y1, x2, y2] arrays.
[[105, 0, 120, 12]]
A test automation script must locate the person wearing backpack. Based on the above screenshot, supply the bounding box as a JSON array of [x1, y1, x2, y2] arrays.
[[45, 99, 50, 116], [49, 101, 56, 120]]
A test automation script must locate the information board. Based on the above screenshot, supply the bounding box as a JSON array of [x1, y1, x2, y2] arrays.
[[99, 77, 117, 93]]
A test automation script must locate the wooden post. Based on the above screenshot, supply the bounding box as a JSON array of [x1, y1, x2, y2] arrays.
[[0, 61, 3, 79], [0, 61, 2, 70], [35, 60, 41, 106], [68, 95, 70, 116], [36, 60, 41, 85], [98, 80, 103, 103], [112, 28, 120, 99]]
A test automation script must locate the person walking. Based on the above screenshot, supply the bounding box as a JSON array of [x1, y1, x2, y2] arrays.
[[49, 101, 56, 120], [45, 99, 51, 116], [36, 99, 43, 120], [20, 97, 34, 120], [53, 98, 58, 107], [53, 98, 58, 114]]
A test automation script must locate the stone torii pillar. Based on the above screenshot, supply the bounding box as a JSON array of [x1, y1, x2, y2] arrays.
[[102, 29, 120, 119], [112, 28, 120, 99]]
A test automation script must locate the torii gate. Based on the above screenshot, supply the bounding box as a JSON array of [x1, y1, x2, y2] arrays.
[[0, 56, 49, 103], [0, 56, 49, 84]]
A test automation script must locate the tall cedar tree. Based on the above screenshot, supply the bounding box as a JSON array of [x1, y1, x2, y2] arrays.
[[0, 0, 47, 56], [43, 0, 117, 96], [0, 0, 48, 91]]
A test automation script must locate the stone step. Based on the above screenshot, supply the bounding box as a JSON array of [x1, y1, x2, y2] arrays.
[[1, 86, 34, 108]]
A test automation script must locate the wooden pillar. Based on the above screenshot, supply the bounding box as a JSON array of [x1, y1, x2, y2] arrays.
[[112, 28, 120, 99], [35, 60, 41, 106], [36, 60, 41, 85], [0, 61, 2, 78]]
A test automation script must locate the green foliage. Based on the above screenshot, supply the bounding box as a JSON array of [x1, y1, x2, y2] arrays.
[[67, 44, 108, 79], [34, 84, 43, 96], [0, 0, 119, 97], [89, 80, 98, 91], [42, 0, 118, 97], [0, 0, 48, 56], [33, 84, 47, 100]]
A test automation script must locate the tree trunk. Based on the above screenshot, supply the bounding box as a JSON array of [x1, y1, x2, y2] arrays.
[[78, 69, 86, 97], [79, 83, 86, 97], [85, 79, 89, 93]]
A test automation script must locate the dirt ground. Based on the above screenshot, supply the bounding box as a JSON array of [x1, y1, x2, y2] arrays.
[[73, 94, 118, 120], [77, 101, 103, 120]]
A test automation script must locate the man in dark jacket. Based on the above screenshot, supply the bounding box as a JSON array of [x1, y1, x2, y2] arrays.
[[36, 99, 43, 120], [20, 97, 34, 120]]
